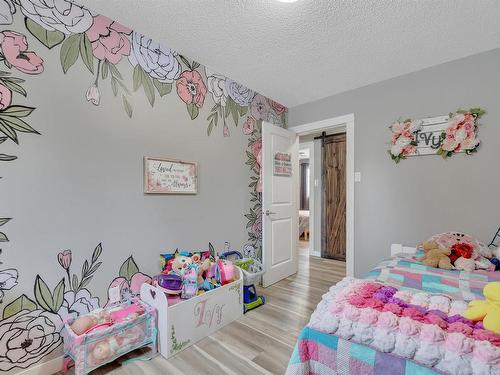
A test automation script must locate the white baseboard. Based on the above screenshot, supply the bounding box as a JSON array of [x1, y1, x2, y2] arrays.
[[310, 250, 321, 257], [16, 355, 63, 375]]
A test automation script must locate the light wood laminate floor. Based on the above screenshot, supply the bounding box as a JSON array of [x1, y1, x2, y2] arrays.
[[59, 241, 345, 375]]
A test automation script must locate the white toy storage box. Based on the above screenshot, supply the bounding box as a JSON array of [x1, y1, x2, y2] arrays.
[[140, 268, 243, 358]]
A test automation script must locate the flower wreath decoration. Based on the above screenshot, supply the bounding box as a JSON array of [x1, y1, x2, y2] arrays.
[[388, 107, 486, 163], [437, 108, 486, 158], [388, 119, 422, 163]]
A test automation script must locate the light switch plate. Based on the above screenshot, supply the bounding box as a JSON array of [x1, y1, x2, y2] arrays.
[[354, 172, 361, 182]]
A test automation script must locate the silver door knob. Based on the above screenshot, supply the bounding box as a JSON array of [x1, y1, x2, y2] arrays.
[[265, 210, 276, 216]]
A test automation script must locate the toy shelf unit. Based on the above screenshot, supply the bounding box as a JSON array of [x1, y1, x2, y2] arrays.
[[140, 267, 243, 359]]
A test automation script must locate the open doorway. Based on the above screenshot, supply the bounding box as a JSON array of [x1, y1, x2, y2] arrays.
[[291, 114, 354, 276]]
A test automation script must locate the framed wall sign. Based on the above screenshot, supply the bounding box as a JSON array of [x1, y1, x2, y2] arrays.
[[273, 152, 292, 176], [144, 157, 198, 194]]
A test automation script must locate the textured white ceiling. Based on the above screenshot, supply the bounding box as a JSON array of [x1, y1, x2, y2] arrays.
[[78, 0, 500, 107]]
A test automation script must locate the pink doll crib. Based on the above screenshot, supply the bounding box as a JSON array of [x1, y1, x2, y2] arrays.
[[61, 300, 157, 375]]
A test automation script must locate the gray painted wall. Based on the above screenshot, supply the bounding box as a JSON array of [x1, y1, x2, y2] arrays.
[[289, 48, 500, 276]]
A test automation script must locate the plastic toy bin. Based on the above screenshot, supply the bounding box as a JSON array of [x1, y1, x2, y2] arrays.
[[61, 301, 157, 375]]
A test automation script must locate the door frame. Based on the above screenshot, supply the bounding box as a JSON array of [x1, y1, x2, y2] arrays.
[[289, 113, 355, 277]]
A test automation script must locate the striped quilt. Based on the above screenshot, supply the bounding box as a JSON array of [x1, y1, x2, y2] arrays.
[[287, 327, 439, 375], [286, 254, 500, 375], [366, 255, 500, 301]]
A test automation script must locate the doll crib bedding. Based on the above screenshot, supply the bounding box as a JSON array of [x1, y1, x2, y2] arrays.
[[286, 253, 500, 375], [62, 300, 157, 375]]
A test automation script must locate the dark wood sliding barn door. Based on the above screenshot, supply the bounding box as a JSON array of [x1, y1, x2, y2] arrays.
[[321, 133, 346, 261]]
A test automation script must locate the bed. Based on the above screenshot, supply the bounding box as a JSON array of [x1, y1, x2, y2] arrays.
[[299, 210, 310, 240], [286, 245, 500, 375]]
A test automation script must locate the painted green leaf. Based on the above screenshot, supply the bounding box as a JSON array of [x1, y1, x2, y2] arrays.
[[122, 95, 133, 118], [72, 274, 79, 291], [0, 116, 39, 134], [0, 232, 7, 242], [0, 79, 27, 97], [153, 79, 172, 97], [25, 18, 65, 49], [0, 105, 35, 118], [79, 33, 94, 74], [239, 105, 248, 116], [0, 218, 11, 226], [81, 259, 89, 276], [52, 278, 65, 312], [0, 136, 7, 144], [230, 105, 239, 126], [87, 261, 102, 276], [119, 256, 139, 281], [34, 275, 54, 312], [0, 120, 18, 144], [0, 154, 17, 161], [186, 103, 199, 120], [207, 121, 214, 136], [101, 61, 109, 80], [141, 70, 155, 107], [109, 64, 122, 80], [92, 243, 102, 263], [80, 276, 92, 289], [60, 34, 81, 74], [179, 55, 192, 70], [133, 65, 142, 91], [2, 294, 37, 319], [110, 77, 118, 96]]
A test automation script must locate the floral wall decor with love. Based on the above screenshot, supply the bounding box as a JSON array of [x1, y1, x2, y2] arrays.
[[388, 108, 486, 163], [0, 0, 287, 372]]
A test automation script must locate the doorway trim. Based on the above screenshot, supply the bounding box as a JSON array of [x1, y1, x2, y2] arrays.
[[289, 113, 355, 277]]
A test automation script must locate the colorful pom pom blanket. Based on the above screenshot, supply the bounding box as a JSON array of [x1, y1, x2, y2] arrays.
[[287, 277, 500, 375]]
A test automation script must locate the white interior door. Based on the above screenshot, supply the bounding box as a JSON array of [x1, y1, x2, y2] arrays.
[[262, 122, 299, 287]]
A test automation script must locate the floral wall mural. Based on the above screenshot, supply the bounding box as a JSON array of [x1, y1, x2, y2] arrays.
[[0, 0, 286, 372]]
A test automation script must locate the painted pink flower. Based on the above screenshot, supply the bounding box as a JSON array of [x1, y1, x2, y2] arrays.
[[251, 137, 262, 167], [57, 250, 72, 270], [242, 116, 256, 135], [176, 70, 207, 108], [270, 100, 287, 115], [256, 175, 262, 193], [0, 31, 44, 74], [86, 15, 132, 64], [106, 272, 151, 305], [223, 124, 230, 137], [250, 94, 271, 120], [0, 84, 12, 110]]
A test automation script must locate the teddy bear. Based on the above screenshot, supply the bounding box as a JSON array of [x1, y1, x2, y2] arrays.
[[418, 241, 453, 269]]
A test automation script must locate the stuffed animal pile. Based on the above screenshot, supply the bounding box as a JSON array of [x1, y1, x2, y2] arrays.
[[418, 232, 499, 271]]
